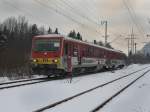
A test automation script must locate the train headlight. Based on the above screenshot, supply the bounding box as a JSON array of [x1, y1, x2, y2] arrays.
[[33, 59, 37, 62], [53, 59, 58, 63]]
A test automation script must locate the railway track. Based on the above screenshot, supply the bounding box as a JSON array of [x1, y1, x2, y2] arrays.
[[0, 77, 60, 90], [91, 69, 150, 112], [0, 67, 133, 90], [33, 66, 150, 112], [0, 77, 47, 86]]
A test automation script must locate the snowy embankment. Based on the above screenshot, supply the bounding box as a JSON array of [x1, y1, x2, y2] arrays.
[[0, 77, 9, 83], [100, 67, 150, 112], [0, 75, 45, 83], [45, 66, 150, 112], [0, 64, 149, 112]]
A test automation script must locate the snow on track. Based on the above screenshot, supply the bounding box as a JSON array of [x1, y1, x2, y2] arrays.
[[0, 64, 149, 112], [0, 78, 48, 90], [44, 67, 150, 112], [100, 69, 150, 112]]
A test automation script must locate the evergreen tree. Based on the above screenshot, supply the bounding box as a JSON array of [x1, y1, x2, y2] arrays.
[[72, 30, 76, 39], [68, 30, 73, 37], [98, 41, 104, 46], [77, 32, 82, 40], [68, 30, 82, 40], [94, 40, 97, 44], [54, 28, 58, 34], [68, 30, 76, 39], [47, 27, 52, 34], [105, 43, 113, 49], [31, 24, 39, 36]]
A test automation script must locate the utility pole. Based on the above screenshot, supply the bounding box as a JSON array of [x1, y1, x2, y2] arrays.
[[101, 21, 108, 46], [130, 28, 137, 54], [135, 43, 137, 54], [131, 28, 133, 54], [125, 29, 137, 56], [125, 38, 130, 56]]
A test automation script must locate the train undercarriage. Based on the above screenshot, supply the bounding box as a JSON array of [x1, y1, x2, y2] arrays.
[[31, 63, 125, 77]]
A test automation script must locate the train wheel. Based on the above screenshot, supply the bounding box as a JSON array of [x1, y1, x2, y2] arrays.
[[60, 71, 67, 79]]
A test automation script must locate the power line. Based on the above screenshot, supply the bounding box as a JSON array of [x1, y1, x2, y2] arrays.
[[54, 0, 104, 38], [57, 0, 99, 26], [109, 34, 124, 44], [36, 0, 85, 26], [78, 0, 99, 22], [63, 0, 98, 21], [34, 0, 102, 36], [126, 0, 145, 34], [2, 0, 68, 33], [122, 0, 145, 36]]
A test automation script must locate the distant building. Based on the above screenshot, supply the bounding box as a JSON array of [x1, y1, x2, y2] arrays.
[[142, 42, 150, 56]]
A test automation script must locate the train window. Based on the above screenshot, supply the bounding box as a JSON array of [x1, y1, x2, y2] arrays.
[[87, 47, 90, 57], [34, 39, 60, 51], [82, 46, 86, 57], [64, 43, 68, 55], [73, 44, 78, 56]]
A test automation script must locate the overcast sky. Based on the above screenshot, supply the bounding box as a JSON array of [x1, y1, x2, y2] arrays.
[[0, 0, 150, 54]]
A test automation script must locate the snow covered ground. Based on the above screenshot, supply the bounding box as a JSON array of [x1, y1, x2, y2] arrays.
[[0, 77, 10, 83], [0, 64, 150, 112], [0, 75, 46, 83]]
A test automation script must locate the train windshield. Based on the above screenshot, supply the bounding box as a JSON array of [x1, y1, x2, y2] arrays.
[[33, 39, 60, 51]]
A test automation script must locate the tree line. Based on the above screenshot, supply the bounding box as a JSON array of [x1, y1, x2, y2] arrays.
[[0, 16, 62, 77], [0, 16, 86, 77], [0, 16, 117, 78]]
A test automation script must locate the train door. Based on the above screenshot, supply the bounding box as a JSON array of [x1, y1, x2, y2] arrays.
[[64, 42, 72, 73], [78, 44, 82, 65], [72, 44, 79, 66]]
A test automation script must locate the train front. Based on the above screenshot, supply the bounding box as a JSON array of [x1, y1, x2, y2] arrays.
[[31, 35, 64, 76]]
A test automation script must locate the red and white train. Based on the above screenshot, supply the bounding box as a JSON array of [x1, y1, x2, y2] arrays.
[[31, 34, 126, 76]]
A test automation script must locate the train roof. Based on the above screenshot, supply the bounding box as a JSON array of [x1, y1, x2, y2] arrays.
[[34, 34, 124, 54]]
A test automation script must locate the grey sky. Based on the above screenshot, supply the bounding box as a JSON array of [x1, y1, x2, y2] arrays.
[[0, 0, 150, 54]]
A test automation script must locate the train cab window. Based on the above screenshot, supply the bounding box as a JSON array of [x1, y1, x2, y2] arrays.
[[34, 39, 60, 51]]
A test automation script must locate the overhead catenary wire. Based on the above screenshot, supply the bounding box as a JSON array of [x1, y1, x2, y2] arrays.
[[56, 0, 99, 26], [2, 0, 134, 50], [61, 0, 98, 22], [2, 0, 104, 41], [122, 0, 145, 37], [52, 0, 104, 37], [2, 0, 68, 34], [41, 0, 128, 47], [34, 0, 103, 37], [125, 0, 146, 35], [35, 0, 84, 26]]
